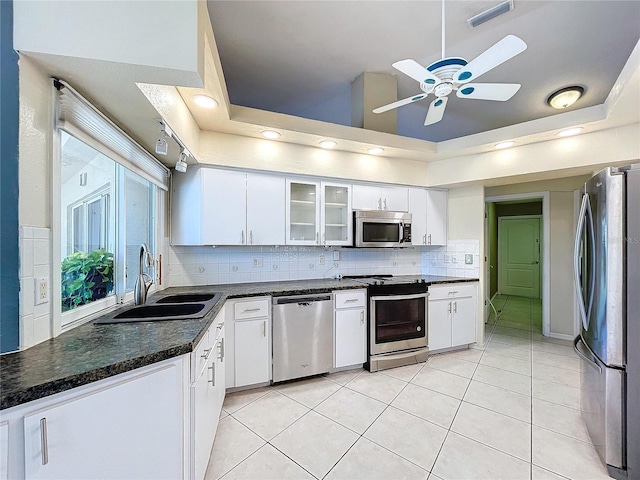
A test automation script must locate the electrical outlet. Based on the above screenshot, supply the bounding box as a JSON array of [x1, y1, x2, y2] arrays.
[[465, 254, 474, 265], [333, 250, 340, 261], [444, 255, 451, 263], [451, 255, 457, 263], [198, 266, 205, 273], [253, 257, 263, 268], [34, 277, 49, 305], [319, 254, 325, 265]]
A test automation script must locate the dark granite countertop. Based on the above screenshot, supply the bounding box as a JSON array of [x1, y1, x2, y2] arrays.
[[0, 276, 477, 410]]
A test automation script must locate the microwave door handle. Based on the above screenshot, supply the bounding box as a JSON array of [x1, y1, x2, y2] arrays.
[[573, 193, 590, 331], [399, 223, 404, 243]]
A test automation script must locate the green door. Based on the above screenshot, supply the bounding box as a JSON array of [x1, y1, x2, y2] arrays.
[[498, 217, 541, 298]]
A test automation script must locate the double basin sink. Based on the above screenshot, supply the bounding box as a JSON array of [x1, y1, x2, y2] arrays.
[[95, 292, 223, 324]]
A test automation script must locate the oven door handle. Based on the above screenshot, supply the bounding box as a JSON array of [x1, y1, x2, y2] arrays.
[[370, 292, 429, 302]]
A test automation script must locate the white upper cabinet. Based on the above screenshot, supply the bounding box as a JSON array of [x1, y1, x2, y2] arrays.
[[171, 167, 285, 246], [352, 184, 409, 212], [246, 172, 286, 245], [409, 188, 428, 246], [286, 180, 352, 246], [425, 189, 447, 246], [321, 182, 352, 246]]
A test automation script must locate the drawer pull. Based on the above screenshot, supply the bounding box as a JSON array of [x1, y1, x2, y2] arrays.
[[40, 418, 49, 465], [243, 307, 261, 313], [344, 298, 359, 303], [217, 322, 224, 330], [201, 348, 212, 359], [218, 338, 225, 361], [208, 365, 215, 386]]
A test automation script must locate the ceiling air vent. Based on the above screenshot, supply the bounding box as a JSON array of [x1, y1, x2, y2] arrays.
[[467, 0, 514, 28]]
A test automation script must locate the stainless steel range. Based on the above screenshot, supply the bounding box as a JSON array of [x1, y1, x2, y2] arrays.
[[343, 275, 430, 372]]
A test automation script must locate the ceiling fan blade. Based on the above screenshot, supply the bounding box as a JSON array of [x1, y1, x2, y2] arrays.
[[392, 59, 440, 88], [456, 83, 521, 101], [454, 35, 527, 84], [424, 96, 448, 125], [373, 93, 428, 114]]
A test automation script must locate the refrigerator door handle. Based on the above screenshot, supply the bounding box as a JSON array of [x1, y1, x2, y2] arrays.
[[573, 193, 596, 331], [573, 335, 602, 374]]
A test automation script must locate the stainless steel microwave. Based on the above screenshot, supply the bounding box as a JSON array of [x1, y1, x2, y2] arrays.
[[354, 210, 412, 247]]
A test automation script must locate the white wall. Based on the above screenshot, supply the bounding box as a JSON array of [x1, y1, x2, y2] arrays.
[[447, 186, 486, 345], [18, 56, 53, 348]]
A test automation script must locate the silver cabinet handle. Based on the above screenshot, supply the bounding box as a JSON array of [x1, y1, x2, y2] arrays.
[[448, 302, 452, 314], [448, 291, 459, 296], [316, 232, 319, 244], [322, 233, 326, 245], [383, 198, 387, 210], [40, 418, 49, 465], [217, 321, 224, 330], [377, 198, 382, 210], [423, 234, 426, 245], [262, 320, 266, 337], [428, 234, 432, 245], [208, 364, 215, 386], [454, 301, 457, 314], [241, 230, 245, 245], [250, 230, 253, 245], [360, 311, 364, 324], [243, 307, 261, 313], [201, 347, 212, 359], [218, 338, 224, 361], [345, 298, 359, 303]]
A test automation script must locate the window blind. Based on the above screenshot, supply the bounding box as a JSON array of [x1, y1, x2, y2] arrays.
[[55, 79, 170, 191]]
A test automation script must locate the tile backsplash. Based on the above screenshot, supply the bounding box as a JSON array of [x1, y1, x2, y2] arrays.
[[19, 226, 52, 349], [166, 239, 480, 287]]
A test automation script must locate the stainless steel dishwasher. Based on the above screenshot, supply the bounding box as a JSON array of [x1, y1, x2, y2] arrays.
[[272, 293, 333, 383]]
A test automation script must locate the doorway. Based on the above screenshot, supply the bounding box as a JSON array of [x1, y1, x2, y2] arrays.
[[485, 192, 550, 336]]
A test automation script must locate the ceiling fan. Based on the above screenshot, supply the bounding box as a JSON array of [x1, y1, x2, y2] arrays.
[[373, 0, 527, 126]]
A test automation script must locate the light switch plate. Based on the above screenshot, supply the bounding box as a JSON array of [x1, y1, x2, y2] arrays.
[[465, 254, 474, 265]]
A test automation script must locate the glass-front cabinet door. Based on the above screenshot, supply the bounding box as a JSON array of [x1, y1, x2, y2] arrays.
[[286, 179, 320, 245], [321, 182, 351, 246]]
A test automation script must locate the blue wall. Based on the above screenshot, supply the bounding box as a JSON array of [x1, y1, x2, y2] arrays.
[[1, 0, 21, 353]]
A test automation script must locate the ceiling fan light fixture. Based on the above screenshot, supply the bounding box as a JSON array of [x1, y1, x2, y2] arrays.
[[367, 147, 384, 155], [261, 130, 281, 139], [547, 86, 584, 109], [192, 94, 218, 109], [557, 127, 584, 137], [495, 141, 516, 149], [319, 140, 337, 149]]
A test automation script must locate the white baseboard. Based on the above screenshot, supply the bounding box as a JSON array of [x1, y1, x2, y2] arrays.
[[547, 332, 575, 341]]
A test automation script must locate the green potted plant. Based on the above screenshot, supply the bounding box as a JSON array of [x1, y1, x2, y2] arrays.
[[61, 249, 114, 311]]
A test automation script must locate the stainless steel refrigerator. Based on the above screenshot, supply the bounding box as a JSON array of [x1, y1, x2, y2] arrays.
[[574, 163, 640, 479]]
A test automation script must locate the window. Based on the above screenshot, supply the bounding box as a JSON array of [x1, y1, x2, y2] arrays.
[[60, 132, 156, 318], [55, 80, 168, 329]]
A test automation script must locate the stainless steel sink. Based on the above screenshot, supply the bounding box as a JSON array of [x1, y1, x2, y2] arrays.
[[95, 292, 222, 324]]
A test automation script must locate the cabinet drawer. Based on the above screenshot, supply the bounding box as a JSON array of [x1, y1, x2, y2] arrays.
[[334, 290, 366, 309], [192, 328, 212, 382], [429, 283, 477, 301], [234, 298, 269, 320]]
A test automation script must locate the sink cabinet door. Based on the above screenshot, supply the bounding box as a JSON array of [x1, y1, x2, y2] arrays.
[[23, 362, 183, 480]]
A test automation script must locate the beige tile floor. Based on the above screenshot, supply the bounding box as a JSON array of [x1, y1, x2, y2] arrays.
[[206, 295, 610, 480]]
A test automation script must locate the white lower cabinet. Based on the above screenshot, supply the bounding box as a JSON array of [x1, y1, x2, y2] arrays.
[[333, 290, 367, 368], [428, 283, 478, 351], [226, 297, 271, 388], [21, 360, 184, 480], [191, 311, 225, 480]]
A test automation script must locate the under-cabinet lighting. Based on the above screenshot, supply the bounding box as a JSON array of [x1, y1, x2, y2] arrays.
[[556, 127, 584, 137], [192, 94, 218, 109], [495, 141, 516, 149]]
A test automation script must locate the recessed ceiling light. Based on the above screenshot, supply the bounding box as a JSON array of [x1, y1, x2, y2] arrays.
[[547, 86, 584, 109], [319, 140, 337, 149], [556, 127, 584, 137], [192, 94, 218, 109], [495, 141, 516, 149], [261, 130, 281, 139], [367, 147, 384, 155]]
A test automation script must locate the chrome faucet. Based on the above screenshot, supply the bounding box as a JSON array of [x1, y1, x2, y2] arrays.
[[134, 243, 154, 305]]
